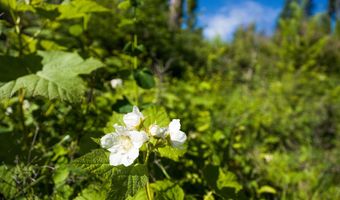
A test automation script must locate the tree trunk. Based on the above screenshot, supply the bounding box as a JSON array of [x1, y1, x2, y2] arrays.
[[169, 0, 183, 30]]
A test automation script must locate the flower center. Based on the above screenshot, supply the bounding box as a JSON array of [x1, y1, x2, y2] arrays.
[[119, 136, 133, 151]]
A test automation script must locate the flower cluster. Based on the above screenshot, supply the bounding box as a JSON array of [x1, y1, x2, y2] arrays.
[[100, 106, 187, 166]]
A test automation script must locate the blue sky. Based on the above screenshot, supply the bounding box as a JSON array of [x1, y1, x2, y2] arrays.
[[198, 0, 328, 40]]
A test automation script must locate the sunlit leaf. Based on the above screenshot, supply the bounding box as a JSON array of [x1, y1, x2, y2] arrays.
[[142, 106, 170, 127], [0, 51, 104, 102], [258, 185, 277, 194], [58, 0, 109, 19], [157, 146, 185, 161], [151, 180, 184, 200]]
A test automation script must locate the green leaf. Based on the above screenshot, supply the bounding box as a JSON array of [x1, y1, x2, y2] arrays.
[[157, 146, 185, 161], [217, 168, 242, 192], [118, 0, 131, 10], [58, 0, 109, 20], [69, 24, 83, 36], [142, 106, 170, 127], [151, 180, 185, 200], [0, 0, 16, 10], [107, 164, 148, 200], [72, 149, 148, 200], [258, 185, 277, 194], [54, 185, 74, 200], [126, 188, 147, 200], [74, 184, 107, 200], [0, 165, 16, 199], [112, 98, 133, 113], [71, 149, 115, 178], [203, 165, 243, 198], [53, 166, 70, 187], [203, 191, 215, 200], [134, 69, 155, 89], [0, 51, 104, 102], [103, 113, 124, 133]]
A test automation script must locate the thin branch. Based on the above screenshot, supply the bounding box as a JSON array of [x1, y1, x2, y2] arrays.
[[154, 159, 171, 179], [27, 125, 39, 164]]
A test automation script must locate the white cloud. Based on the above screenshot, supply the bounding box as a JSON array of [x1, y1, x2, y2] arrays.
[[201, 1, 280, 40]]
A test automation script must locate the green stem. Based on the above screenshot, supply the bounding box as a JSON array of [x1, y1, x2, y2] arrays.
[[144, 145, 153, 200], [145, 181, 153, 200], [144, 145, 150, 164], [18, 90, 26, 134], [155, 161, 171, 179]]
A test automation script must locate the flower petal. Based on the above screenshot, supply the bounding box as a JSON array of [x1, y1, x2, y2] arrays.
[[123, 106, 144, 129], [169, 119, 181, 134], [150, 124, 167, 138], [121, 148, 139, 166], [109, 152, 124, 166], [106, 133, 124, 153], [113, 124, 125, 133], [100, 134, 115, 149], [170, 130, 187, 148], [129, 131, 148, 148]]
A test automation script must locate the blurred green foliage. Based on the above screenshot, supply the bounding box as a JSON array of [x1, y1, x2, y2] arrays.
[[0, 0, 340, 199]]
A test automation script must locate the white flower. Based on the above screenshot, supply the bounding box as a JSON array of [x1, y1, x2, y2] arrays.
[[100, 127, 148, 166], [5, 107, 13, 115], [167, 119, 187, 148], [149, 124, 167, 138], [123, 106, 144, 130], [110, 78, 123, 88], [23, 100, 30, 110], [263, 154, 273, 162], [100, 134, 115, 149]]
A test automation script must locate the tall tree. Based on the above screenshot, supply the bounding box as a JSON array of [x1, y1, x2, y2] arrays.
[[169, 0, 183, 30]]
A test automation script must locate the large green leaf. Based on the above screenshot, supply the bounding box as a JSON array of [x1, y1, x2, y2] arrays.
[[0, 165, 16, 199], [0, 0, 16, 10], [151, 180, 185, 200], [58, 0, 109, 19], [142, 106, 170, 127], [72, 149, 148, 200], [72, 149, 115, 178], [107, 164, 148, 200], [0, 51, 104, 102]]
